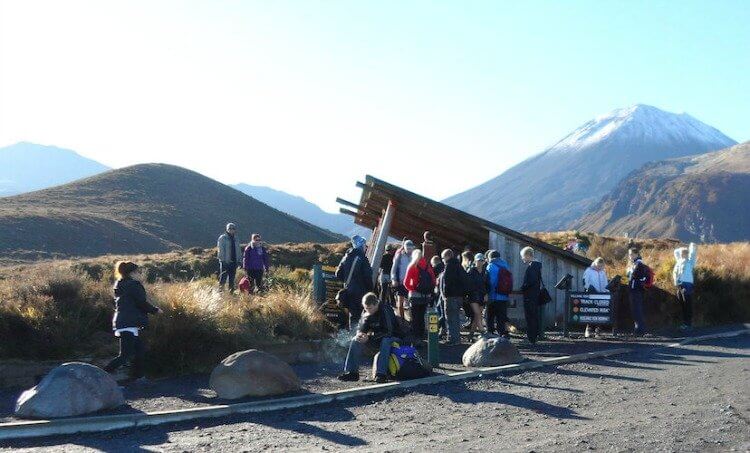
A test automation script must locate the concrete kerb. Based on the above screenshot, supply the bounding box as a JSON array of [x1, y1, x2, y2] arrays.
[[1, 328, 747, 442]]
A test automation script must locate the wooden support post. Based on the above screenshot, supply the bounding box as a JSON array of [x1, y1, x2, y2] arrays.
[[369, 200, 396, 286]]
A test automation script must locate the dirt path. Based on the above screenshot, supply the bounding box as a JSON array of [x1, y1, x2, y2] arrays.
[[3, 333, 748, 452]]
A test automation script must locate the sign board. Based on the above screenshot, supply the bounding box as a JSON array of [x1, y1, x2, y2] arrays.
[[568, 292, 612, 325], [319, 265, 347, 328]]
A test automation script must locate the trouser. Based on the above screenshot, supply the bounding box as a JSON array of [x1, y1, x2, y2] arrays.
[[462, 300, 474, 322], [409, 296, 429, 339], [486, 300, 509, 335], [247, 269, 264, 293], [344, 336, 399, 376], [219, 261, 237, 290], [104, 331, 145, 379], [443, 296, 463, 343], [677, 283, 693, 327], [630, 290, 646, 334], [523, 299, 540, 343]]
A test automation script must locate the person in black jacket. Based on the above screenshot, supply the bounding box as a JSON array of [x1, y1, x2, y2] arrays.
[[440, 249, 467, 345], [520, 247, 543, 344], [464, 252, 487, 337], [627, 248, 648, 336], [338, 293, 404, 383], [104, 261, 161, 382], [336, 235, 375, 329]]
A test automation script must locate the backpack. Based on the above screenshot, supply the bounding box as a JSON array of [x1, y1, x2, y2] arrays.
[[643, 264, 655, 289], [496, 267, 513, 295], [415, 266, 434, 294], [387, 343, 430, 380]]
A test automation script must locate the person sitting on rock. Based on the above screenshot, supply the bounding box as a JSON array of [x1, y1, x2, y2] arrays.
[[338, 292, 404, 384], [104, 261, 161, 384]]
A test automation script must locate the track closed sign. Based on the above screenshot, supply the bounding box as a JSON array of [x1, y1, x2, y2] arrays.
[[569, 292, 612, 325]]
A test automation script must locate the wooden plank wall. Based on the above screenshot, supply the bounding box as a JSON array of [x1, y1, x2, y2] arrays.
[[488, 230, 586, 329]]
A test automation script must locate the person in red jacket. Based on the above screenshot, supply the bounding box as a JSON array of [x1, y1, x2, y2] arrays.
[[403, 249, 436, 340]]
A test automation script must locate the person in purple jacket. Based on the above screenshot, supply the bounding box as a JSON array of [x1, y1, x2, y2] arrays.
[[243, 233, 270, 293]]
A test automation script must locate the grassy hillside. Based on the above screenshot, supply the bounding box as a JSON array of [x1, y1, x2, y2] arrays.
[[0, 164, 344, 260], [530, 231, 750, 327]]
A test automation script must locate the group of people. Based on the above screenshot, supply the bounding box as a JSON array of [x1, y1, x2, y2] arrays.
[[99, 226, 698, 386], [216, 222, 270, 294]]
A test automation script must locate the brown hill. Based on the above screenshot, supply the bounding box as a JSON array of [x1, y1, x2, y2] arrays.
[[0, 163, 344, 259], [575, 142, 750, 242]]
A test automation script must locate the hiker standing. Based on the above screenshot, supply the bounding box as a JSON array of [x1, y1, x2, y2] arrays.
[[520, 246, 543, 344], [440, 248, 467, 346], [104, 261, 161, 384], [338, 293, 404, 384], [672, 243, 697, 331], [627, 248, 648, 336], [243, 233, 270, 293], [430, 255, 447, 335], [583, 257, 609, 338], [378, 243, 397, 305], [486, 250, 512, 337], [403, 249, 436, 340], [464, 252, 487, 337], [390, 239, 416, 318], [336, 235, 374, 329], [217, 223, 242, 292]]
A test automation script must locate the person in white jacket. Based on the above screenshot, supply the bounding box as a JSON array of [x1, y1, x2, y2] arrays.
[[582, 257, 608, 338], [672, 243, 697, 330]]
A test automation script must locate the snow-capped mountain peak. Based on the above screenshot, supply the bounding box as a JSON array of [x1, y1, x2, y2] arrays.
[[546, 104, 735, 155]]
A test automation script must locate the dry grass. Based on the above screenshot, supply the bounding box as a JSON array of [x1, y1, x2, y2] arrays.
[[0, 262, 333, 375]]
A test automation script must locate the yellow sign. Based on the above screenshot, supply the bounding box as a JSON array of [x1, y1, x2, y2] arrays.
[[429, 324, 438, 333]]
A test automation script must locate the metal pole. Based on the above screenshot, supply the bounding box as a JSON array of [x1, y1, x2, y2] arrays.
[[369, 200, 396, 286], [427, 307, 440, 367], [563, 289, 570, 338]]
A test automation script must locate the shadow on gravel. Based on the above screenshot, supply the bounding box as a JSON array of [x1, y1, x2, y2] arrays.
[[534, 366, 648, 383], [416, 382, 589, 420]]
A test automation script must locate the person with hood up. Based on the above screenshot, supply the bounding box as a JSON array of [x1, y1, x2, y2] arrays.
[[336, 235, 374, 329], [672, 243, 698, 331], [485, 250, 512, 337], [403, 249, 436, 340], [390, 239, 416, 318]]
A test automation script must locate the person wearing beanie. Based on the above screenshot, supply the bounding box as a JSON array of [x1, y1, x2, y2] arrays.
[[390, 239, 416, 318], [217, 223, 242, 292], [243, 233, 270, 294], [485, 249, 512, 337], [335, 235, 374, 328]]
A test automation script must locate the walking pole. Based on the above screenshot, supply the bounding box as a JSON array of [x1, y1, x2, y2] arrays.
[[427, 307, 440, 367]]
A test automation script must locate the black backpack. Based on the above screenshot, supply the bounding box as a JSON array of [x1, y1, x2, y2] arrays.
[[415, 266, 434, 294]]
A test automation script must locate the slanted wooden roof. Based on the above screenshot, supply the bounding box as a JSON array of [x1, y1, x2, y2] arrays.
[[339, 175, 591, 268]]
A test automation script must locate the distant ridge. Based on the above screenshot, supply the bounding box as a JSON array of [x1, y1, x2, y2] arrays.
[[444, 105, 736, 231], [0, 142, 110, 196], [0, 163, 344, 260]]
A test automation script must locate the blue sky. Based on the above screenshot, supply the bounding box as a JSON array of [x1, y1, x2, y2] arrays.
[[1, 0, 748, 211]]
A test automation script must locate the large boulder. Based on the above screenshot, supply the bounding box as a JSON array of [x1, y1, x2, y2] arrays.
[[209, 349, 301, 399], [14, 362, 125, 419], [462, 336, 523, 367]]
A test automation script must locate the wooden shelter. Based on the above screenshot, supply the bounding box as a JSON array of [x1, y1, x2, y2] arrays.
[[338, 175, 592, 328]]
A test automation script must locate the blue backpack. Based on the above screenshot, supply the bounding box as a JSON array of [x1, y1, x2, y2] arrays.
[[388, 343, 430, 380]]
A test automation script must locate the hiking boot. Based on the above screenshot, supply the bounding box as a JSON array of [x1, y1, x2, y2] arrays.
[[375, 374, 388, 384], [338, 372, 359, 382]]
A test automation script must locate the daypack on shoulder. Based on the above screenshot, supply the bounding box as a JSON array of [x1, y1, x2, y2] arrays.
[[643, 264, 655, 289], [496, 267, 513, 295], [415, 266, 434, 294]]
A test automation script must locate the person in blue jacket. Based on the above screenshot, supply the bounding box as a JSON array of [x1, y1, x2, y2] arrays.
[[485, 250, 512, 337]]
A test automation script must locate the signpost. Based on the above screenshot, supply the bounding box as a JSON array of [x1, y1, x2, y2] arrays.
[[312, 264, 348, 329], [427, 308, 439, 367], [568, 292, 613, 326]]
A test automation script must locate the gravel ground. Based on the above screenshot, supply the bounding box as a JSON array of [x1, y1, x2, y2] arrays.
[[0, 330, 687, 421], [3, 331, 748, 452]]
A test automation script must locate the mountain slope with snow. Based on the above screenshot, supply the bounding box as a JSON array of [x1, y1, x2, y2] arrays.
[[444, 105, 736, 231]]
